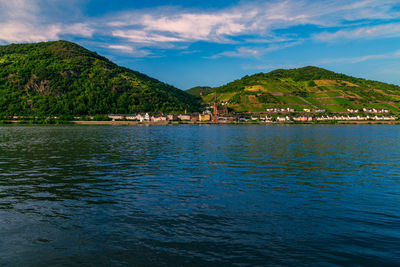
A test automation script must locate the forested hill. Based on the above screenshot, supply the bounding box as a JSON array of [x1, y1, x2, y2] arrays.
[[188, 66, 400, 113], [0, 41, 200, 116]]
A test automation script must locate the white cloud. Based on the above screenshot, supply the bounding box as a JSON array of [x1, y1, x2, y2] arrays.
[[0, 23, 60, 43], [318, 50, 400, 64], [103, 0, 400, 48], [314, 22, 400, 42], [210, 40, 303, 59], [210, 47, 262, 59], [108, 45, 134, 53], [341, 0, 400, 20], [0, 0, 94, 43], [0, 0, 39, 22], [106, 1, 303, 45], [141, 12, 245, 41], [112, 29, 183, 44], [107, 44, 151, 57], [0, 0, 400, 58], [0, 22, 94, 43], [63, 23, 94, 38]]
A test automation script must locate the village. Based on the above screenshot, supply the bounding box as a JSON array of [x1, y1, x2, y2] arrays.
[[4, 105, 397, 124], [106, 102, 398, 124], [106, 112, 398, 124], [3, 101, 398, 124]]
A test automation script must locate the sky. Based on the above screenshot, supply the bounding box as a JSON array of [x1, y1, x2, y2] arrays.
[[1, 0, 400, 89]]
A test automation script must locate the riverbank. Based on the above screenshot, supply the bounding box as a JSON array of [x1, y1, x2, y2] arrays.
[[72, 121, 163, 125], [1, 120, 399, 126], [337, 120, 399, 124], [74, 120, 400, 125]]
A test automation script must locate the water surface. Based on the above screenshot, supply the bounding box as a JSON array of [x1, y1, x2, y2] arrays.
[[0, 125, 399, 266]]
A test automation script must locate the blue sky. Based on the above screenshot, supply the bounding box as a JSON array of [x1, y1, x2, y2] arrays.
[[1, 0, 400, 89]]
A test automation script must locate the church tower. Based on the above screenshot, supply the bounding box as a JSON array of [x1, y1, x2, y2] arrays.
[[212, 93, 218, 122], [213, 94, 218, 116]]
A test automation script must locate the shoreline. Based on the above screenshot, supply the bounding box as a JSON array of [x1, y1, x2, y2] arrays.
[[47, 120, 400, 125], [1, 120, 399, 126], [73, 120, 400, 125]]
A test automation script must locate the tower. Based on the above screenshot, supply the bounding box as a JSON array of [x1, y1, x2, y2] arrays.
[[212, 93, 218, 123], [213, 93, 218, 116]]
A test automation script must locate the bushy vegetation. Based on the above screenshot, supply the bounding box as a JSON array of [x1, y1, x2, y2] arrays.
[[0, 41, 200, 116]]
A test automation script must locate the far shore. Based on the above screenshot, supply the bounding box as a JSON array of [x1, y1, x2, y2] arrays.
[[73, 120, 400, 125], [1, 120, 399, 126]]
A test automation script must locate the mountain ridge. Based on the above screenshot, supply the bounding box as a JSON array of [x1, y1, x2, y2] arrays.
[[187, 66, 400, 113], [0, 40, 200, 116]]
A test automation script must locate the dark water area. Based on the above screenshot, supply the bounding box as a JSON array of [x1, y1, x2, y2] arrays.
[[0, 125, 399, 266]]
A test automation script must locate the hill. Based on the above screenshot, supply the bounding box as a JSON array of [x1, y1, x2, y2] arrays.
[[186, 86, 214, 96], [0, 41, 200, 116], [191, 66, 400, 113]]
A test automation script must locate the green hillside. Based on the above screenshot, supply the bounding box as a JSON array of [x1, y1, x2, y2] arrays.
[[0, 41, 200, 116], [190, 66, 400, 113], [186, 86, 214, 96]]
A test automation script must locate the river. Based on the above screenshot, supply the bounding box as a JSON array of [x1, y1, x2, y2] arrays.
[[0, 125, 399, 266]]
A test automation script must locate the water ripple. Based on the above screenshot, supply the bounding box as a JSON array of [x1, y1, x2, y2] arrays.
[[0, 125, 400, 265]]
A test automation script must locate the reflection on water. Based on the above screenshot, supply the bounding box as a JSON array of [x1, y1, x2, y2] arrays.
[[0, 125, 400, 265]]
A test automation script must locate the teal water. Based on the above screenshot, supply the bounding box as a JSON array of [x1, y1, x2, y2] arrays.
[[0, 125, 399, 266]]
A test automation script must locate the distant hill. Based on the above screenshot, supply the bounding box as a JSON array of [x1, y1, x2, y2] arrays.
[[0, 41, 200, 116], [186, 86, 214, 96], [190, 66, 400, 113]]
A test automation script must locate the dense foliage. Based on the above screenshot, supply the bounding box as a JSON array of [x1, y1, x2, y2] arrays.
[[0, 41, 200, 116]]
